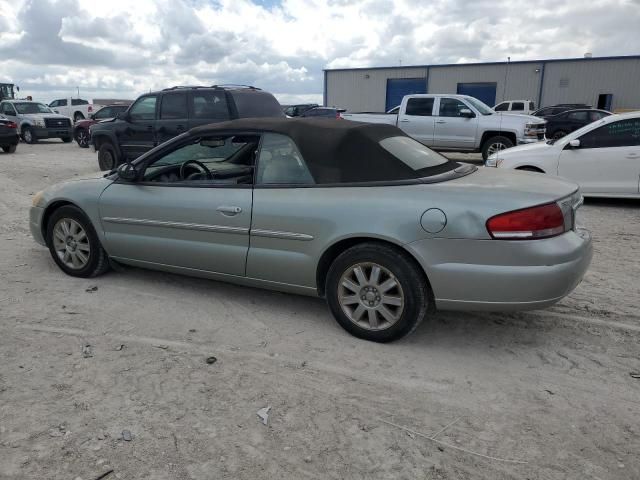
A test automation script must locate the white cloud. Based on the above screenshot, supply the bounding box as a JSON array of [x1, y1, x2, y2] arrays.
[[0, 0, 638, 105]]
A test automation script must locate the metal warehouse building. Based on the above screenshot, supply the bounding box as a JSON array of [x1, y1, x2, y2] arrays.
[[324, 55, 640, 113]]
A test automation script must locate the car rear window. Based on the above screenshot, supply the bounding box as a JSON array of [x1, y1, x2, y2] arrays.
[[379, 136, 449, 170], [231, 91, 285, 118]]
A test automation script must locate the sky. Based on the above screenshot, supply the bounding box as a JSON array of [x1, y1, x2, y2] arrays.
[[0, 0, 639, 105]]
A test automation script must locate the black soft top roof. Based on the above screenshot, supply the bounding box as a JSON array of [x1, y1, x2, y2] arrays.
[[190, 118, 456, 183]]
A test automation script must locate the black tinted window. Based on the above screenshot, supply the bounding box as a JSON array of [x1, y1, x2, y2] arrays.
[[129, 96, 157, 121], [494, 102, 509, 111], [568, 111, 588, 121], [232, 91, 284, 118], [190, 91, 229, 120], [438, 98, 468, 117], [529, 101, 535, 110], [1, 103, 16, 115], [94, 107, 112, 119], [58, 99, 68, 106], [579, 119, 640, 148], [71, 99, 88, 105], [405, 98, 434, 116], [511, 102, 525, 111], [160, 93, 188, 119]]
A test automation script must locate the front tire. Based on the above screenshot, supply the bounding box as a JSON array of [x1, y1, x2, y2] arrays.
[[22, 126, 37, 144], [75, 128, 90, 148], [98, 142, 118, 171], [326, 242, 429, 342], [46, 205, 110, 278], [481, 135, 514, 160], [2, 144, 17, 153]]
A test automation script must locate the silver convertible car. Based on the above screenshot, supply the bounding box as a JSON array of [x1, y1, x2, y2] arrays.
[[30, 118, 592, 342]]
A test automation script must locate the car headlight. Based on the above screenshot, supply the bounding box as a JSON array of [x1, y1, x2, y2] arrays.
[[524, 122, 544, 136], [32, 190, 45, 207], [33, 118, 45, 127]]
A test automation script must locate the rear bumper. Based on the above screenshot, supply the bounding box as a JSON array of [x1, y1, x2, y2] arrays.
[[406, 229, 592, 311], [32, 127, 73, 139], [0, 133, 19, 145], [30, 206, 46, 246]]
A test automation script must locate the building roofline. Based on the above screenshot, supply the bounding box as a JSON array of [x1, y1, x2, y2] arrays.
[[323, 54, 640, 72]]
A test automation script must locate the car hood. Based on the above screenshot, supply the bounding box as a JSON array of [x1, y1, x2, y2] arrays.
[[491, 140, 552, 159], [485, 112, 545, 126], [21, 112, 70, 119]]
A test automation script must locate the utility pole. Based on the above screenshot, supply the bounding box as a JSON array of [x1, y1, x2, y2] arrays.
[[502, 56, 510, 102], [77, 86, 80, 98]]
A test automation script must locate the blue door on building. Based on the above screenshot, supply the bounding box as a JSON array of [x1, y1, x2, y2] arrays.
[[386, 78, 427, 112], [456, 83, 497, 107]]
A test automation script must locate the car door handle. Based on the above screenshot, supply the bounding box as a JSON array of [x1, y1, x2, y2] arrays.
[[217, 206, 242, 216], [435, 120, 446, 124]]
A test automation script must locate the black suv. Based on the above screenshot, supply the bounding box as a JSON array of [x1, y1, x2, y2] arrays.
[[544, 109, 611, 139], [532, 104, 591, 118], [91, 85, 284, 170]]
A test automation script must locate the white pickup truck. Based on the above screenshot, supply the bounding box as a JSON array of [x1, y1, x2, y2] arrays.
[[48, 98, 104, 122], [342, 94, 546, 159]]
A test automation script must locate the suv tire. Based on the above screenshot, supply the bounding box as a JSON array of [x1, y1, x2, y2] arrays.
[[325, 242, 429, 342], [98, 142, 118, 171], [2, 144, 17, 153], [481, 135, 514, 160]]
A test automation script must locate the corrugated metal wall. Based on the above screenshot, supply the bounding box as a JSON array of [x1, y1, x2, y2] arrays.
[[541, 59, 640, 111], [428, 63, 542, 106], [325, 67, 427, 112], [326, 58, 640, 112]]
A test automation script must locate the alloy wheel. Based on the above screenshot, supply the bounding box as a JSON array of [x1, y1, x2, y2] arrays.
[[52, 218, 91, 270], [487, 142, 507, 156], [77, 130, 89, 147], [338, 262, 405, 331]]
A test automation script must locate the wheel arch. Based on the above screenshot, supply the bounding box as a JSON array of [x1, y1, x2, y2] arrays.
[[315, 236, 435, 308], [92, 133, 121, 157], [516, 165, 545, 173], [41, 200, 81, 244], [480, 130, 517, 148]]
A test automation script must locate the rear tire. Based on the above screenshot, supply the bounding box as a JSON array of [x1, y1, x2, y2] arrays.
[[2, 144, 17, 153], [75, 128, 90, 148], [46, 205, 109, 278], [22, 126, 37, 144], [98, 142, 118, 171], [481, 135, 514, 160], [325, 242, 429, 342]]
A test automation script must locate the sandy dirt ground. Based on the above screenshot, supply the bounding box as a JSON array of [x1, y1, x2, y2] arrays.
[[0, 141, 639, 480]]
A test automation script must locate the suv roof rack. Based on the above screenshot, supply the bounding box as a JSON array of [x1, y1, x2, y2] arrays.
[[162, 86, 210, 91], [211, 84, 261, 90]]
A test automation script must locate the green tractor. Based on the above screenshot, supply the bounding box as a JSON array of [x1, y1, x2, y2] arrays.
[[0, 83, 18, 101]]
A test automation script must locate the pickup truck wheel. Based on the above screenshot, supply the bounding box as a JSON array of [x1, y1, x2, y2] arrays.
[[482, 136, 513, 160], [2, 144, 17, 153], [552, 130, 567, 140], [98, 143, 118, 171], [75, 128, 90, 148], [22, 126, 37, 144], [74, 112, 84, 122]]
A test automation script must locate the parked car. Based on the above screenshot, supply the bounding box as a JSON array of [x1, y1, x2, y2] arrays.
[[0, 100, 73, 144], [300, 107, 346, 119], [90, 85, 285, 171], [342, 94, 546, 159], [0, 114, 19, 153], [283, 104, 318, 117], [493, 100, 536, 115], [533, 104, 591, 118], [544, 109, 611, 139], [30, 118, 592, 342], [73, 104, 130, 148], [485, 112, 640, 198], [49, 98, 104, 122]]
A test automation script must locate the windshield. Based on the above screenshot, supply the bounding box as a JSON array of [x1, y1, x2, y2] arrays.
[[14, 102, 53, 114], [464, 97, 494, 115]]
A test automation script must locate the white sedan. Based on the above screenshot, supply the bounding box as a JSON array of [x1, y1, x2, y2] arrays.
[[485, 112, 640, 198]]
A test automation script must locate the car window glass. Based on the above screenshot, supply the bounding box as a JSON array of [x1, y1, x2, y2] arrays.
[[14, 103, 52, 114], [568, 111, 588, 121], [579, 119, 640, 149], [49, 100, 58, 107], [59, 99, 68, 106], [71, 99, 87, 105], [142, 134, 259, 184], [129, 96, 157, 121], [160, 93, 188, 120], [379, 136, 449, 170], [405, 98, 434, 116], [529, 102, 535, 110], [94, 107, 111, 119], [256, 133, 314, 185], [233, 91, 284, 118], [590, 111, 607, 121], [494, 102, 508, 111], [511, 102, 524, 111], [190, 91, 229, 120], [438, 98, 468, 117]]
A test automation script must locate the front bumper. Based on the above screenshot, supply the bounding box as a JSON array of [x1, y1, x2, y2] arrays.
[[32, 126, 73, 139], [407, 229, 592, 311], [30, 206, 47, 246], [518, 136, 544, 144]]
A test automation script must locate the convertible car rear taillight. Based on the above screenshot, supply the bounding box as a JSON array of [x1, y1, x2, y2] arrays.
[[487, 202, 567, 240]]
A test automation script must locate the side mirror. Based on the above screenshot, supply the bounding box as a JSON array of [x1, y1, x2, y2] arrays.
[[117, 162, 138, 181], [568, 139, 580, 149], [460, 108, 475, 118]]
